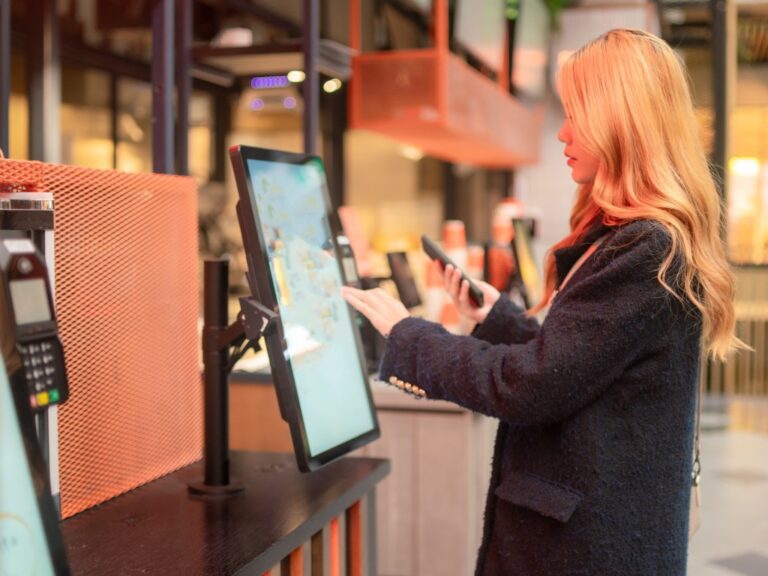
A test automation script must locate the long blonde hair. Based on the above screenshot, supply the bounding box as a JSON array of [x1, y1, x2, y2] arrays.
[[533, 28, 739, 360]]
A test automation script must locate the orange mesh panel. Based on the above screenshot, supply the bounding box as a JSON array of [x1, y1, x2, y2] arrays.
[[350, 49, 543, 167], [0, 159, 45, 191], [0, 159, 202, 518]]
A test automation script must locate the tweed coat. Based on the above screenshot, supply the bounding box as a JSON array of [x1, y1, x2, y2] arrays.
[[379, 220, 701, 575]]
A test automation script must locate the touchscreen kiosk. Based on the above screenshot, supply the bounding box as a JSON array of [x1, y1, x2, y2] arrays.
[[229, 145, 379, 472], [511, 218, 542, 309], [0, 354, 71, 575]]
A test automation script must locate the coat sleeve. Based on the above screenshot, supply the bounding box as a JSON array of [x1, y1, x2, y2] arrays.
[[378, 222, 677, 426], [471, 296, 541, 345]]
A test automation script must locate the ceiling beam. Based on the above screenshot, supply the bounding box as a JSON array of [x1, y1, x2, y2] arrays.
[[196, 0, 302, 37]]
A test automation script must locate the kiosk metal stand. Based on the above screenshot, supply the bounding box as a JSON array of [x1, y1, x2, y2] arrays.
[[188, 259, 277, 497]]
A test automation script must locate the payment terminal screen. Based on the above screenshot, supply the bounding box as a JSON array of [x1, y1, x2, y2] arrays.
[[0, 355, 57, 576], [246, 157, 376, 458], [9, 278, 52, 325]]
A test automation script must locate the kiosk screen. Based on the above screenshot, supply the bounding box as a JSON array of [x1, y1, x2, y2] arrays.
[[230, 145, 379, 471]]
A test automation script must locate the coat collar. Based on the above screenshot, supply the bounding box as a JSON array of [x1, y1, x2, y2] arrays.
[[553, 220, 614, 286]]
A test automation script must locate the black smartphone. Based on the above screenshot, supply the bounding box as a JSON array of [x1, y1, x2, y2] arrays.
[[421, 235, 485, 307]]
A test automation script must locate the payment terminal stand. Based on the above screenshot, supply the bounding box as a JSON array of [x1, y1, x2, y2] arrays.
[[0, 184, 65, 512], [0, 239, 69, 410], [187, 258, 278, 498]]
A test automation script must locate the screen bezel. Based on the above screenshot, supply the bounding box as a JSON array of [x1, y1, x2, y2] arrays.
[[2, 360, 71, 575], [229, 145, 380, 472]]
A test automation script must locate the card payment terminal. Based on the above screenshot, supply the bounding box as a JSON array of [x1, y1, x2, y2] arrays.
[[0, 238, 69, 411]]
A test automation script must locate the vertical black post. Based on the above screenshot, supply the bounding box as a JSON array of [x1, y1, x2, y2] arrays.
[[311, 531, 324, 575], [188, 258, 244, 497], [152, 0, 174, 174], [212, 92, 230, 182], [303, 0, 319, 155], [175, 0, 192, 176], [502, 171, 513, 198], [504, 16, 516, 199], [328, 85, 347, 210], [202, 260, 229, 487], [443, 162, 458, 221], [0, 0, 9, 156], [711, 0, 728, 199], [27, 0, 61, 162]]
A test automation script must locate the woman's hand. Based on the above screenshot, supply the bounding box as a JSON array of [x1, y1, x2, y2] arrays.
[[341, 286, 410, 337], [443, 265, 500, 325]]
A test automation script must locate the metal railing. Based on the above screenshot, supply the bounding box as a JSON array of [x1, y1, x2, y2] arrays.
[[703, 265, 768, 432]]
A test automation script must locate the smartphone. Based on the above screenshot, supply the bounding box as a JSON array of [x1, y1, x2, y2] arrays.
[[421, 235, 485, 307]]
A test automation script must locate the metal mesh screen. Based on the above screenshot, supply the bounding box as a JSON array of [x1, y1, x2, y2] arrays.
[[0, 159, 202, 518]]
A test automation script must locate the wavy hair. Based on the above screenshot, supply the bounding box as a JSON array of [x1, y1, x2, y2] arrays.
[[532, 28, 740, 360]]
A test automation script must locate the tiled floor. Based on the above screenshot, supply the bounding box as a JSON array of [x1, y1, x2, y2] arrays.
[[687, 424, 768, 575]]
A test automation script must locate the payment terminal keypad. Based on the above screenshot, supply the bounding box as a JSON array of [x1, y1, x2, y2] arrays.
[[18, 337, 67, 411]]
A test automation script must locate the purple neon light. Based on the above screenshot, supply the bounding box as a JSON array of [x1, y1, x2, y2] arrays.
[[250, 75, 290, 89]]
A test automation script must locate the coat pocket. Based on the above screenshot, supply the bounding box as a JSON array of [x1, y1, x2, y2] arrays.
[[494, 471, 583, 523]]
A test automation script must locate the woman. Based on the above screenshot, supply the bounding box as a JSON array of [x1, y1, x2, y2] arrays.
[[342, 29, 740, 575]]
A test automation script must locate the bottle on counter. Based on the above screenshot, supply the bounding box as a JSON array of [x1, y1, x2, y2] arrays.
[[441, 220, 470, 334], [466, 244, 485, 281], [442, 220, 468, 270], [423, 258, 446, 323], [485, 218, 515, 293], [460, 244, 486, 333]]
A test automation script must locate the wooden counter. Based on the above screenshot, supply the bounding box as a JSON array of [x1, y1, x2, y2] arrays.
[[61, 451, 389, 575]]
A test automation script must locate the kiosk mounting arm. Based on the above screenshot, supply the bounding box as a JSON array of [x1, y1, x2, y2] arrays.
[[239, 297, 278, 342], [207, 298, 278, 360]]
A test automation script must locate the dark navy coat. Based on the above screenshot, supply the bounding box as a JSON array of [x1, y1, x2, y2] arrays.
[[379, 220, 701, 575]]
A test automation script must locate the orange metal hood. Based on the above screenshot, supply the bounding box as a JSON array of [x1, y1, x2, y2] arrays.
[[350, 49, 544, 168]]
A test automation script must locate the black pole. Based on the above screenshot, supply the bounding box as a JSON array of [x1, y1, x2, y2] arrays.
[[504, 15, 516, 198], [188, 259, 245, 497], [152, 0, 174, 173], [303, 0, 319, 155], [203, 260, 230, 487], [328, 85, 347, 211], [212, 92, 230, 182], [175, 0, 192, 176], [27, 0, 60, 162], [711, 0, 728, 199], [443, 161, 458, 221], [0, 0, 9, 156]]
